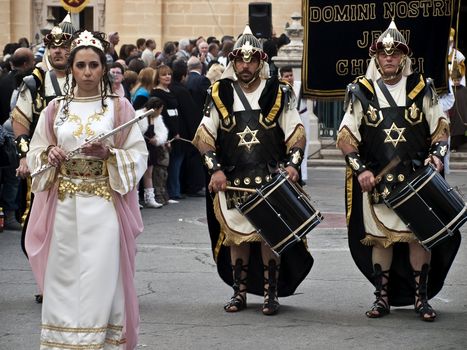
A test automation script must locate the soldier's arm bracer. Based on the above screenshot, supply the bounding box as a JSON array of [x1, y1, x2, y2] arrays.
[[15, 134, 31, 159], [345, 152, 368, 176]]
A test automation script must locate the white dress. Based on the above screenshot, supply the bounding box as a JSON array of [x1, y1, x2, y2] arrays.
[[27, 95, 148, 349]]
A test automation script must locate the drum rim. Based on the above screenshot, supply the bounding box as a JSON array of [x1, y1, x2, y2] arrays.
[[271, 210, 323, 252], [385, 165, 435, 203], [421, 204, 467, 245], [385, 170, 436, 208]]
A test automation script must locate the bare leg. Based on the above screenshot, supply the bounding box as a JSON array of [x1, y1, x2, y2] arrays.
[[408, 241, 431, 272], [366, 246, 393, 318], [261, 242, 280, 315], [409, 241, 436, 321], [143, 165, 154, 188], [224, 243, 250, 312]]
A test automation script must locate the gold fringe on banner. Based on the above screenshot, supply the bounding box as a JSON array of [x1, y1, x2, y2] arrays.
[[60, 0, 90, 13]]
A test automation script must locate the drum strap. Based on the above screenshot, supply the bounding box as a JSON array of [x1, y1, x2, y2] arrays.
[[233, 82, 253, 111], [377, 79, 398, 108]]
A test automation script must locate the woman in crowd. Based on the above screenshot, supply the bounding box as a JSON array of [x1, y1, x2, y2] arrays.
[[25, 30, 148, 350], [150, 65, 183, 202], [109, 61, 127, 98], [131, 66, 155, 110]]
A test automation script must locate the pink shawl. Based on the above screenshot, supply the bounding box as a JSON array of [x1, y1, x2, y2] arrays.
[[25, 97, 143, 350]]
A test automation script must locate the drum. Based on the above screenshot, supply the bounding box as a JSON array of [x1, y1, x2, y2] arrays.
[[236, 172, 323, 256], [384, 165, 467, 249]]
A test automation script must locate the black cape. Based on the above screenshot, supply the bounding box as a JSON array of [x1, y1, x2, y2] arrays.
[[205, 188, 314, 297], [345, 167, 461, 306]]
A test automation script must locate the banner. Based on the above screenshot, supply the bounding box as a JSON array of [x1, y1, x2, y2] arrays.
[[302, 0, 456, 99], [60, 0, 90, 13]]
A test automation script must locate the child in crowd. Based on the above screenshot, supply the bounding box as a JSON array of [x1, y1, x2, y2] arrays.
[[137, 97, 168, 207]]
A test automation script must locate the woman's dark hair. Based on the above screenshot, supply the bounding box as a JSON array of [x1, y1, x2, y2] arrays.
[[144, 96, 165, 110], [111, 61, 125, 74], [60, 30, 111, 124]]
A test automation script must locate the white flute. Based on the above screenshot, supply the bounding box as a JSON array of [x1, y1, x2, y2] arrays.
[[30, 108, 154, 178]]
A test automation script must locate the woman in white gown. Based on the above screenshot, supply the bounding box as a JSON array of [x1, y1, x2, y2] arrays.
[[26, 30, 148, 350]]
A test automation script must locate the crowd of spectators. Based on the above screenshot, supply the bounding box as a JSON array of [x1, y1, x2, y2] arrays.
[[0, 29, 293, 228]]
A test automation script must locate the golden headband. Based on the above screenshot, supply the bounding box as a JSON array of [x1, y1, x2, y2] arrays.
[[71, 30, 104, 52]]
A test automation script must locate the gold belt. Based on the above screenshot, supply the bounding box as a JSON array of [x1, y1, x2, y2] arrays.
[[60, 158, 108, 179], [57, 159, 111, 201], [58, 177, 112, 201]]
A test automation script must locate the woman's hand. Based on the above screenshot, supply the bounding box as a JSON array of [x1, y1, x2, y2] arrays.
[[47, 145, 67, 167], [81, 141, 110, 160]]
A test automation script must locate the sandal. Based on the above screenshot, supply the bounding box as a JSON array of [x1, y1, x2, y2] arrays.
[[262, 259, 280, 316], [224, 258, 248, 312], [366, 264, 390, 318], [414, 264, 437, 322], [35, 294, 43, 304]]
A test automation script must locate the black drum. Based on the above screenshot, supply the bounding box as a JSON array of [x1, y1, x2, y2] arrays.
[[384, 165, 467, 249], [236, 172, 323, 256]]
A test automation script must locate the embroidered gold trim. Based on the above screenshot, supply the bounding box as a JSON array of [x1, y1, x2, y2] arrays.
[[365, 194, 416, 247], [265, 86, 282, 123], [359, 77, 375, 95], [408, 75, 425, 101], [11, 107, 31, 129], [285, 124, 305, 152], [106, 324, 124, 331], [105, 337, 127, 345], [431, 118, 450, 143], [126, 150, 137, 188], [115, 150, 131, 190], [40, 340, 104, 349], [363, 105, 383, 127], [213, 194, 262, 246], [68, 107, 107, 139], [42, 324, 107, 333], [21, 177, 32, 224], [211, 82, 229, 120], [337, 126, 359, 150], [404, 102, 423, 125], [60, 159, 108, 179], [58, 177, 112, 201], [192, 125, 216, 149]]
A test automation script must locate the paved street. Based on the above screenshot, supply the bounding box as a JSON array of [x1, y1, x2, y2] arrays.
[[1, 167, 466, 350]]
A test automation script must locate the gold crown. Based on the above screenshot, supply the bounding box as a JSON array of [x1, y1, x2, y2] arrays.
[[71, 30, 104, 52]]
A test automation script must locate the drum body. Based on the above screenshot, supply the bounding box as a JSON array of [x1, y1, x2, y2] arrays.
[[384, 165, 467, 249], [236, 172, 323, 255]]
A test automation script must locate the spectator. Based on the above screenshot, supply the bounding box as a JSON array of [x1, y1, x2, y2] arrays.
[[142, 39, 157, 67], [138, 97, 167, 208], [131, 67, 155, 110], [109, 62, 126, 98]]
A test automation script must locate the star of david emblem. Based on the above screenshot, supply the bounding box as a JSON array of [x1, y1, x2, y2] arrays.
[[384, 122, 406, 148], [237, 126, 260, 151]]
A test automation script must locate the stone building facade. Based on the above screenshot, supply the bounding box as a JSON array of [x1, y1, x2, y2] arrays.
[[0, 0, 302, 54]]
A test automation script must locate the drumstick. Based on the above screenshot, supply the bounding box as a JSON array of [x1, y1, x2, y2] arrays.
[[225, 185, 256, 193], [375, 155, 401, 184], [167, 137, 192, 144]]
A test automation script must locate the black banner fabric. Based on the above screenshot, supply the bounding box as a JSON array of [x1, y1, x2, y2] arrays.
[[302, 0, 456, 99]]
